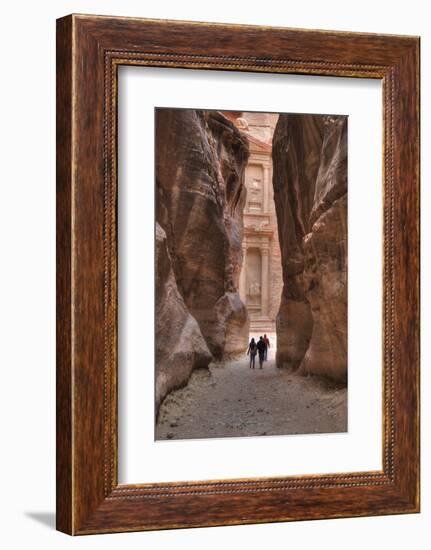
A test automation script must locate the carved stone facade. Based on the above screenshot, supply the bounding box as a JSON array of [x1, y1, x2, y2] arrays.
[[223, 111, 283, 332]]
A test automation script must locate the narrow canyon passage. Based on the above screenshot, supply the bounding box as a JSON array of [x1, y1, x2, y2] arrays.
[[155, 339, 347, 440], [155, 108, 348, 439]]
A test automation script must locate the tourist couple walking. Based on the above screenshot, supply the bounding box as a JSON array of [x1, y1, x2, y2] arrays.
[[247, 334, 270, 369]]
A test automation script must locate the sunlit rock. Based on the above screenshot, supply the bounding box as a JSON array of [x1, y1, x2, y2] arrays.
[[272, 114, 347, 382]]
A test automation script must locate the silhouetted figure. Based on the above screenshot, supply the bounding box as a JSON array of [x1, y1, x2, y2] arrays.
[[257, 336, 266, 369], [247, 338, 257, 369], [263, 334, 270, 361]]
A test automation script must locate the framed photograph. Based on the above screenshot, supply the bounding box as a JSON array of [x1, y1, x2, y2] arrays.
[[56, 14, 420, 535]]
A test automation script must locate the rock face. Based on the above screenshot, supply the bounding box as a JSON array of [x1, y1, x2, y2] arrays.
[[272, 114, 347, 382], [156, 108, 250, 361], [155, 223, 212, 412]]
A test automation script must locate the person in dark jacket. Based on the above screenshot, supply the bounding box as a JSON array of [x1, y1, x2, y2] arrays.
[[257, 336, 266, 369], [263, 334, 270, 361], [247, 338, 257, 368]]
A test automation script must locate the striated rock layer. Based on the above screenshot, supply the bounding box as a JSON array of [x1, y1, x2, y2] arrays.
[[156, 108, 250, 361], [272, 114, 347, 382], [155, 223, 212, 412]]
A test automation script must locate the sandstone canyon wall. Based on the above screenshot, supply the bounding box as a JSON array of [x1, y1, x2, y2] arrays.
[[155, 108, 250, 408], [272, 114, 347, 382], [155, 223, 212, 412]]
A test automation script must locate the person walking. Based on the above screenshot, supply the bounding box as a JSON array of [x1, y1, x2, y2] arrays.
[[257, 336, 266, 369], [247, 337, 257, 369], [263, 334, 270, 361]]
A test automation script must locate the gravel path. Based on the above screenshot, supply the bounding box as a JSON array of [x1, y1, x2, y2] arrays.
[[156, 349, 347, 441]]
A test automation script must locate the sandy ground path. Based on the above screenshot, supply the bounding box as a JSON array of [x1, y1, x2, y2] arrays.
[[156, 349, 347, 440]]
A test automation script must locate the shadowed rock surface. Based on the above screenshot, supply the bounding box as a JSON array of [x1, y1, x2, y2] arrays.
[[155, 223, 212, 412], [156, 109, 250, 360], [272, 114, 347, 382]]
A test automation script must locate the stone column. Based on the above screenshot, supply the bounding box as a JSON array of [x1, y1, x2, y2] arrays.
[[239, 244, 247, 303], [261, 247, 270, 316], [263, 164, 270, 213]]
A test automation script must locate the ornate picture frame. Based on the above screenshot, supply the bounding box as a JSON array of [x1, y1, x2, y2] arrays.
[[56, 14, 420, 534]]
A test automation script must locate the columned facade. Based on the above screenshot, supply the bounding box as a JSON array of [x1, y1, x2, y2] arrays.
[[223, 111, 283, 333]]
